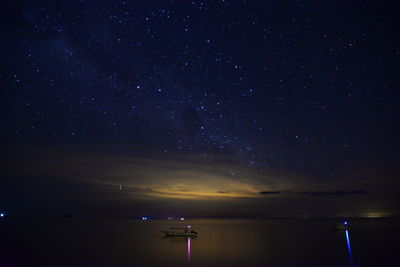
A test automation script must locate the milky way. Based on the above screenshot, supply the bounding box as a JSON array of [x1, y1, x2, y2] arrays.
[[1, 0, 399, 217]]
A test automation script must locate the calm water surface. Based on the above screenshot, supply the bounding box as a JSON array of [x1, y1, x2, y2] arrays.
[[1, 218, 399, 266]]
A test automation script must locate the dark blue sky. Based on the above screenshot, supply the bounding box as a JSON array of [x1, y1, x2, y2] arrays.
[[1, 0, 399, 217]]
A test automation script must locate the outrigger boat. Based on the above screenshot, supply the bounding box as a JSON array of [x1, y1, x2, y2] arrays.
[[161, 226, 198, 237], [336, 221, 350, 230]]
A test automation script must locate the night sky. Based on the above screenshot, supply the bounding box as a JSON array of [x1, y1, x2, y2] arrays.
[[1, 0, 399, 218]]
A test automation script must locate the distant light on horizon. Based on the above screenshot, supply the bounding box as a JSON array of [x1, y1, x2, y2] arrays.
[[0, 213, 4, 218], [363, 211, 391, 218], [180, 217, 185, 221], [141, 216, 148, 220]]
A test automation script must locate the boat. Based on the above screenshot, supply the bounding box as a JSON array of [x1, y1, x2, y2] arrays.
[[336, 221, 350, 230], [161, 226, 198, 237]]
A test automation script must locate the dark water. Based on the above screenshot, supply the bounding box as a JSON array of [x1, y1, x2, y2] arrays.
[[1, 218, 399, 266]]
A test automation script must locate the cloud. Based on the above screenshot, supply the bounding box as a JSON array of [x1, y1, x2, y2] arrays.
[[299, 190, 367, 197], [3, 145, 370, 203], [259, 191, 281, 195], [3, 146, 281, 200], [259, 190, 367, 197]]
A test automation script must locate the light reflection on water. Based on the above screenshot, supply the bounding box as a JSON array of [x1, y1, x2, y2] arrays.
[[161, 235, 195, 263], [345, 230, 355, 267], [1, 218, 399, 266], [187, 237, 191, 261]]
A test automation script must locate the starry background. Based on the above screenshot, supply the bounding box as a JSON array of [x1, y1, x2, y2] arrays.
[[1, 0, 399, 218]]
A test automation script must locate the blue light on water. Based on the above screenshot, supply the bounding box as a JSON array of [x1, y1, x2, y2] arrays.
[[345, 230, 352, 252], [345, 230, 355, 267], [0, 213, 4, 218]]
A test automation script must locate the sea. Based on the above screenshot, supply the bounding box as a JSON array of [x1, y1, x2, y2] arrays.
[[1, 217, 399, 266]]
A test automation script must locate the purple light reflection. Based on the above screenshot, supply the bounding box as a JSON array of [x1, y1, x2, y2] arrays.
[[187, 237, 191, 261]]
